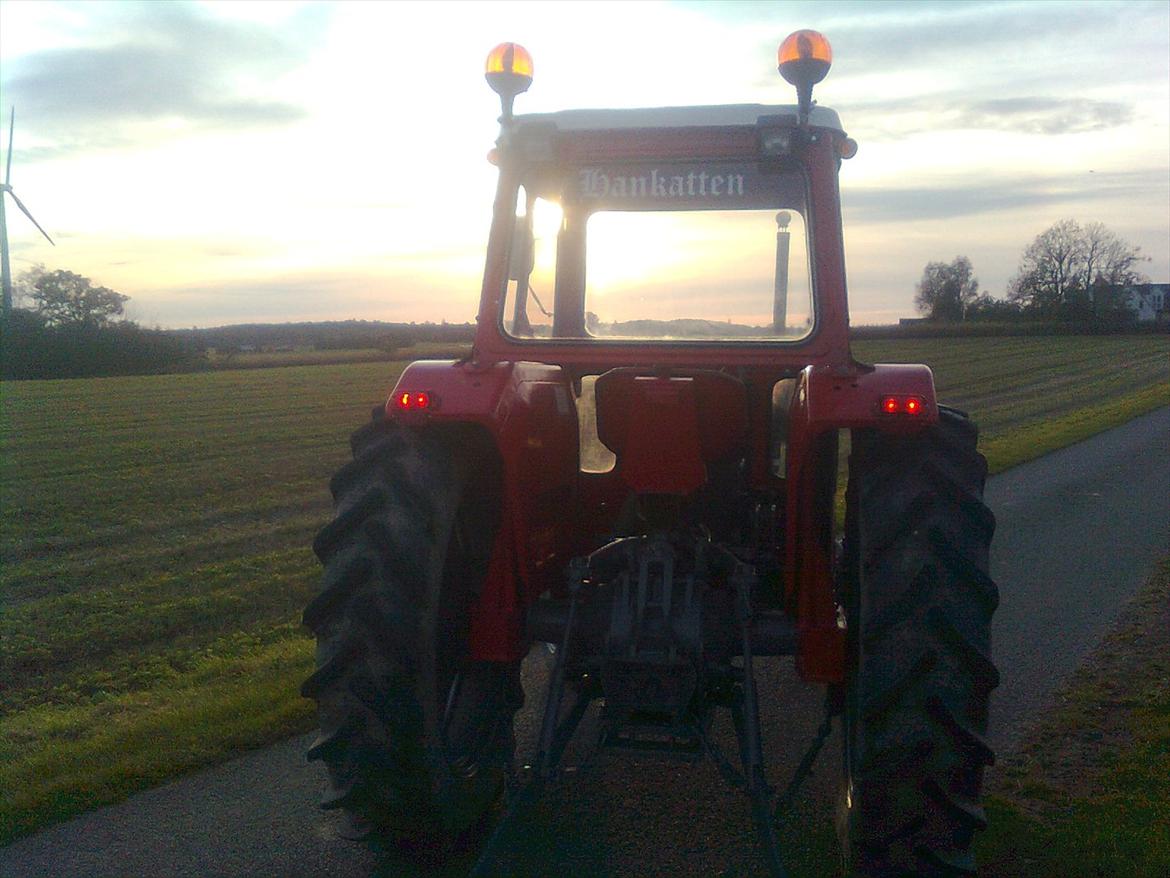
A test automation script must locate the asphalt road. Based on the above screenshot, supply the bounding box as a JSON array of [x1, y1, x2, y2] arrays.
[[3, 406, 1168, 878], [985, 404, 1170, 748]]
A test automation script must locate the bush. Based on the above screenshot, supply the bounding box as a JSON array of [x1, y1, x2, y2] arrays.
[[1, 311, 204, 380]]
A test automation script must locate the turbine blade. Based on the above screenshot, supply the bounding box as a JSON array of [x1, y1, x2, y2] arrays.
[[5, 108, 12, 186], [7, 189, 55, 246]]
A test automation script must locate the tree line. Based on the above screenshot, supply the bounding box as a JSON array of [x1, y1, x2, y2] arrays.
[[175, 319, 475, 354], [914, 219, 1155, 324], [1, 266, 199, 379], [0, 266, 478, 380], [3, 218, 1159, 380]]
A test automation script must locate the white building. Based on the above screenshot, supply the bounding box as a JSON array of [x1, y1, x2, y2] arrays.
[[1092, 283, 1168, 322], [1124, 284, 1168, 321]]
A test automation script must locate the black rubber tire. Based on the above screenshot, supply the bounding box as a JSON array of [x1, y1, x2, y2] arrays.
[[301, 417, 520, 849], [840, 406, 999, 877]]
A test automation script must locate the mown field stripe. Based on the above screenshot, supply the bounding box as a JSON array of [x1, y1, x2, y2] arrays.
[[1, 549, 318, 700]]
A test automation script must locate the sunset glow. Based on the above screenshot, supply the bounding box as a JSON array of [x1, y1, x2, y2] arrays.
[[1, 1, 1166, 328]]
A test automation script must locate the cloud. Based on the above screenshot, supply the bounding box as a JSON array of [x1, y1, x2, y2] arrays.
[[146, 267, 482, 328], [759, 0, 1165, 74], [952, 98, 1132, 135], [744, 2, 1167, 124], [845, 95, 1135, 139], [1, 2, 316, 157], [9, 44, 304, 124], [842, 169, 1160, 223]]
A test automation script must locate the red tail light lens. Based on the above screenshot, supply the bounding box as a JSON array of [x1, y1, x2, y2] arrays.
[[881, 395, 925, 416], [394, 390, 436, 412]]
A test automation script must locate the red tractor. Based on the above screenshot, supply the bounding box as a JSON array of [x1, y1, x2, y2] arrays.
[[302, 31, 998, 877]]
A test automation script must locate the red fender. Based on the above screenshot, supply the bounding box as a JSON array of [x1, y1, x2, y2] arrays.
[[386, 359, 580, 662], [785, 363, 937, 682]]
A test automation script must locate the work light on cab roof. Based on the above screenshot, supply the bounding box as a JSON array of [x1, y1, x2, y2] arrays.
[[485, 42, 533, 122], [778, 29, 832, 126]]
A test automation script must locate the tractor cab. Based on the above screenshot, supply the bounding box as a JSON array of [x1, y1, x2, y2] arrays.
[[479, 98, 858, 519], [498, 105, 830, 344], [476, 106, 858, 376]]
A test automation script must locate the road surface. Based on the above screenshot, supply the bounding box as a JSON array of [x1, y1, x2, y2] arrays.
[[3, 406, 1168, 877]]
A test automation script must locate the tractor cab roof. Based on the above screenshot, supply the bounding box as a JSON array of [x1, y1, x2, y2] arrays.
[[512, 103, 843, 135]]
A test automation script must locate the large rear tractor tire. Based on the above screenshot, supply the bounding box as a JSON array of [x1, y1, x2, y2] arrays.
[[841, 406, 999, 876], [301, 416, 520, 851]]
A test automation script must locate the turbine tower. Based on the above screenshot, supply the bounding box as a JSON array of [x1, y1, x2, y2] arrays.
[[1, 108, 55, 317]]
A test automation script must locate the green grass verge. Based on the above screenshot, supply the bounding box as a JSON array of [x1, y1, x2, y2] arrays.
[[979, 379, 1170, 473], [1, 627, 314, 842], [975, 559, 1170, 876], [1, 334, 1167, 845]]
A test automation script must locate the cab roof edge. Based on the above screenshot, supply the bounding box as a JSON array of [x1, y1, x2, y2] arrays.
[[514, 104, 843, 134]]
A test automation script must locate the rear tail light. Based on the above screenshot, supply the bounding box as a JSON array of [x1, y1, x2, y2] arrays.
[[880, 396, 923, 416], [394, 391, 435, 411]]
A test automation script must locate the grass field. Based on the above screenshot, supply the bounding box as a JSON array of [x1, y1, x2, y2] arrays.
[[202, 341, 472, 370], [1, 334, 1168, 843], [852, 334, 1170, 471]]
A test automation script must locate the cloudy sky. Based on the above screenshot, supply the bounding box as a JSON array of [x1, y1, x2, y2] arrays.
[[1, 0, 1167, 328]]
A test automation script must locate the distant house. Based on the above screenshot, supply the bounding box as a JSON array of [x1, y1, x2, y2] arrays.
[[1091, 283, 1169, 322], [1128, 284, 1169, 321]]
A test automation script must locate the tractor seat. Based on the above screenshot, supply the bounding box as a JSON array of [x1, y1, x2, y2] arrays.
[[594, 368, 748, 495]]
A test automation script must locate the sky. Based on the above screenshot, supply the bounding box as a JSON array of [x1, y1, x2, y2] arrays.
[[0, 0, 1167, 329]]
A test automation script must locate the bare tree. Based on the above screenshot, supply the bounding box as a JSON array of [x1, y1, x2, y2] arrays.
[[914, 256, 980, 321], [1008, 219, 1147, 313], [1008, 219, 1084, 312], [1080, 222, 1148, 289]]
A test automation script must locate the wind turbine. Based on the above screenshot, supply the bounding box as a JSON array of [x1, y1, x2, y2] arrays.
[[1, 108, 55, 317]]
